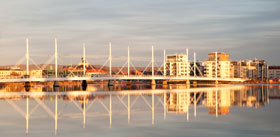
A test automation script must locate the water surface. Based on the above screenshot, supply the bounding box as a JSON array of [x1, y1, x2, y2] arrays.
[[0, 84, 279, 137]]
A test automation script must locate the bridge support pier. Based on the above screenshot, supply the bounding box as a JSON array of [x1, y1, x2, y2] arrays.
[[163, 80, 168, 85], [215, 80, 218, 84], [151, 79, 156, 85], [162, 80, 168, 89], [24, 82, 31, 92], [53, 81, 60, 88], [186, 80, 190, 85], [193, 81, 197, 87], [24, 82, 31, 87], [193, 81, 197, 84], [126, 80, 132, 86], [82, 80, 88, 91], [151, 85, 156, 90], [114, 80, 119, 85], [108, 80, 114, 87]]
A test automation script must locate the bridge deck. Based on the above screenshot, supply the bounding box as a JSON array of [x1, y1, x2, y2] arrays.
[[0, 76, 245, 83]]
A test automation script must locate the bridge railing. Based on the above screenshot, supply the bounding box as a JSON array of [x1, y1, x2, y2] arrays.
[[0, 75, 212, 79], [0, 74, 245, 82]]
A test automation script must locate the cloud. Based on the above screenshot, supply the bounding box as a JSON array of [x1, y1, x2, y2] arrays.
[[0, 0, 280, 66]]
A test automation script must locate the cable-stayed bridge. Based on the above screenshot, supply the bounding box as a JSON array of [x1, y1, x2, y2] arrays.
[[0, 38, 245, 84]]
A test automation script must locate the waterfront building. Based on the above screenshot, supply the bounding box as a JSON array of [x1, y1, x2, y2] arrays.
[[165, 54, 190, 76], [29, 70, 43, 78], [86, 69, 107, 77], [252, 58, 268, 81], [0, 68, 25, 78], [42, 66, 66, 77], [41, 58, 107, 77], [202, 52, 232, 78], [268, 66, 280, 80], [231, 60, 257, 79], [231, 59, 267, 80]]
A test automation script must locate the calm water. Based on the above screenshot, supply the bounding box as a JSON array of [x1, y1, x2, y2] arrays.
[[0, 84, 280, 137]]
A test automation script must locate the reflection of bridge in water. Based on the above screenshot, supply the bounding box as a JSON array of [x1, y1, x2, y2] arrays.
[[0, 85, 270, 136]]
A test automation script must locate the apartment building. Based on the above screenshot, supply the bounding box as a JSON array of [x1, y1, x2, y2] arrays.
[[268, 66, 280, 80], [231, 59, 267, 80], [203, 52, 232, 78], [165, 54, 190, 76]]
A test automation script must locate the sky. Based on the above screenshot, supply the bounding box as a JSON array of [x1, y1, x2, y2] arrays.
[[0, 0, 280, 66]]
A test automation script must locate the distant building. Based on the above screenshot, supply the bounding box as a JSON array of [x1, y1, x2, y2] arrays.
[[86, 69, 107, 77], [203, 52, 232, 78], [252, 58, 268, 81], [231, 60, 257, 79], [42, 57, 107, 77], [0, 68, 25, 78], [165, 54, 190, 76], [29, 70, 43, 78], [231, 58, 267, 80], [268, 66, 280, 80]]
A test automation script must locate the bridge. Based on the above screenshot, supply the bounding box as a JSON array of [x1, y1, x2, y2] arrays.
[[0, 38, 245, 85], [0, 76, 244, 83]]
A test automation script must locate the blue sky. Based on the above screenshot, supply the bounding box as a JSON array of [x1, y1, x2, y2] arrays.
[[0, 0, 279, 66]]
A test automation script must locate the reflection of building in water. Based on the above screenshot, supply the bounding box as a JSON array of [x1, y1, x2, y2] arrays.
[[232, 87, 267, 108], [241, 86, 267, 108], [0, 86, 26, 92], [0, 86, 43, 92], [164, 86, 269, 116], [206, 87, 268, 115], [166, 92, 204, 113], [61, 93, 99, 106], [166, 92, 190, 113], [206, 89, 233, 115], [169, 84, 190, 90], [269, 86, 280, 99], [0, 84, 104, 93]]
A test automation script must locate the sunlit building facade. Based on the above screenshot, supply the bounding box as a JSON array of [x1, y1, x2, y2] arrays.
[[0, 68, 25, 78], [165, 54, 190, 76], [231, 58, 267, 80], [203, 52, 232, 78], [268, 66, 280, 80]]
